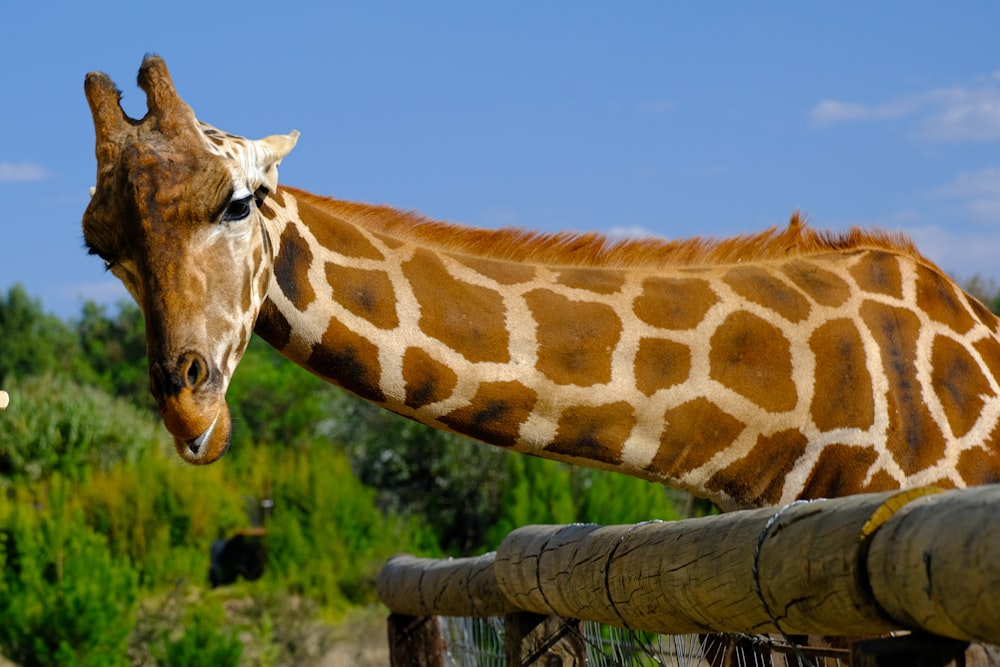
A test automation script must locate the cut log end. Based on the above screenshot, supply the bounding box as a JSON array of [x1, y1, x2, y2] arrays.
[[0, 390, 8, 410]]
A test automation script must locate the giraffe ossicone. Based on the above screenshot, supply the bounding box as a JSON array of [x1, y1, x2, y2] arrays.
[[82, 56, 1000, 510]]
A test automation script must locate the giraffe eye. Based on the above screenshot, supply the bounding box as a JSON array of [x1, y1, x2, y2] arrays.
[[87, 245, 117, 271], [222, 195, 254, 222]]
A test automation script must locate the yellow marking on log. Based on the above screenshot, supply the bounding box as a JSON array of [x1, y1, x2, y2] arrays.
[[859, 487, 943, 542]]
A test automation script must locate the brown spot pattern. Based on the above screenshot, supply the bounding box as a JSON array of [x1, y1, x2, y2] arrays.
[[931, 335, 993, 438], [307, 318, 385, 403], [706, 429, 809, 507], [973, 338, 1000, 388], [439, 381, 538, 447], [723, 266, 811, 322], [649, 398, 745, 476], [525, 289, 622, 386], [455, 255, 536, 285], [254, 299, 292, 350], [956, 444, 1000, 485], [403, 249, 510, 363], [325, 264, 399, 329], [709, 311, 797, 413], [799, 445, 882, 499], [274, 224, 316, 312], [240, 272, 253, 312], [915, 265, 976, 335], [258, 200, 279, 221], [860, 301, 946, 475], [634, 338, 691, 396], [634, 277, 718, 330], [781, 260, 851, 307], [967, 294, 1000, 333], [555, 268, 625, 294], [809, 319, 874, 431], [402, 347, 458, 408], [300, 200, 385, 260], [866, 469, 898, 492], [849, 251, 902, 298], [545, 402, 634, 465]]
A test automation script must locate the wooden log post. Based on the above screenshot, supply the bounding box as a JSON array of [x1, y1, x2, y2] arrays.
[[866, 484, 1000, 643], [386, 614, 446, 667], [494, 489, 936, 637], [504, 613, 587, 667], [377, 486, 1000, 653], [376, 552, 518, 617]]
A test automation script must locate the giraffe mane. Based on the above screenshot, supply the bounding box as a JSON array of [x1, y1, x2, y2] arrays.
[[287, 187, 930, 270]]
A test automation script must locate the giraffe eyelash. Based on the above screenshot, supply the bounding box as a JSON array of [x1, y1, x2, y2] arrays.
[[85, 245, 117, 271]]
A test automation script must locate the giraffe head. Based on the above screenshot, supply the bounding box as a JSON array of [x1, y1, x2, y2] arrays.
[[81, 56, 298, 464]]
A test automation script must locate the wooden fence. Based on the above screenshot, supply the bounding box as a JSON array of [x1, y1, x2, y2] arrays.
[[377, 485, 1000, 665]]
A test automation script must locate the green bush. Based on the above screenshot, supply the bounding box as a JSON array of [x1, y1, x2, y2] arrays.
[[260, 443, 427, 610], [78, 449, 246, 590], [0, 374, 163, 480], [153, 600, 243, 667], [0, 483, 138, 666]]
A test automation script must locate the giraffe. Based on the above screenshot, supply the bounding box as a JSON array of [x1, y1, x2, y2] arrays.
[[82, 56, 1000, 512]]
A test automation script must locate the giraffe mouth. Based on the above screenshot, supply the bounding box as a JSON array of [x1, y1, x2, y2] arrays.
[[172, 404, 232, 465]]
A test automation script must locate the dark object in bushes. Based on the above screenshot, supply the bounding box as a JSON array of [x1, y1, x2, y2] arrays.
[[209, 528, 266, 587]]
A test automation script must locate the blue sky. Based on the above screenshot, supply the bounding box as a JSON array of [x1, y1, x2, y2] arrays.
[[4, 3, 1000, 319]]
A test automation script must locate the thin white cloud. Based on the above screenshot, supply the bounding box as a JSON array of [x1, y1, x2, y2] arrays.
[[929, 167, 1000, 225], [809, 73, 1000, 142], [907, 224, 1000, 280], [606, 225, 657, 239], [810, 100, 871, 125], [0, 162, 49, 182], [931, 166, 1000, 199], [810, 98, 918, 125]]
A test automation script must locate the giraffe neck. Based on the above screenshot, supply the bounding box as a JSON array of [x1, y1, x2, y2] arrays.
[[253, 187, 1000, 510]]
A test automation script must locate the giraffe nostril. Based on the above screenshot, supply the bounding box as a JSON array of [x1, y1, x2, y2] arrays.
[[179, 352, 210, 390], [187, 357, 202, 387]]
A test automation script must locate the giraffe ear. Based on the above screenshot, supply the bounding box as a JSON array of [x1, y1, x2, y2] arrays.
[[255, 131, 299, 192]]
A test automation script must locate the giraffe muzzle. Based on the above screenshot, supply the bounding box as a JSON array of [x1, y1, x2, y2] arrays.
[[175, 405, 232, 465], [150, 353, 233, 464]]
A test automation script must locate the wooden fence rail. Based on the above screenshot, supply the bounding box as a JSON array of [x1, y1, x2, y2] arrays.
[[377, 485, 1000, 664]]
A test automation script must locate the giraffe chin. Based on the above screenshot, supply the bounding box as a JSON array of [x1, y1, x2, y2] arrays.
[[172, 407, 232, 465]]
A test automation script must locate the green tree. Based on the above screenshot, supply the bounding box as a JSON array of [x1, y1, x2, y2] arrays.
[[576, 467, 682, 525], [333, 397, 509, 554], [0, 284, 81, 384], [226, 336, 341, 448], [75, 300, 151, 408], [485, 455, 577, 547]]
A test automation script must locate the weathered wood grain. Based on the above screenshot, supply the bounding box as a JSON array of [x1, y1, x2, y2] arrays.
[[495, 491, 925, 636], [867, 484, 1000, 643], [377, 486, 1000, 645], [376, 552, 517, 617]]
